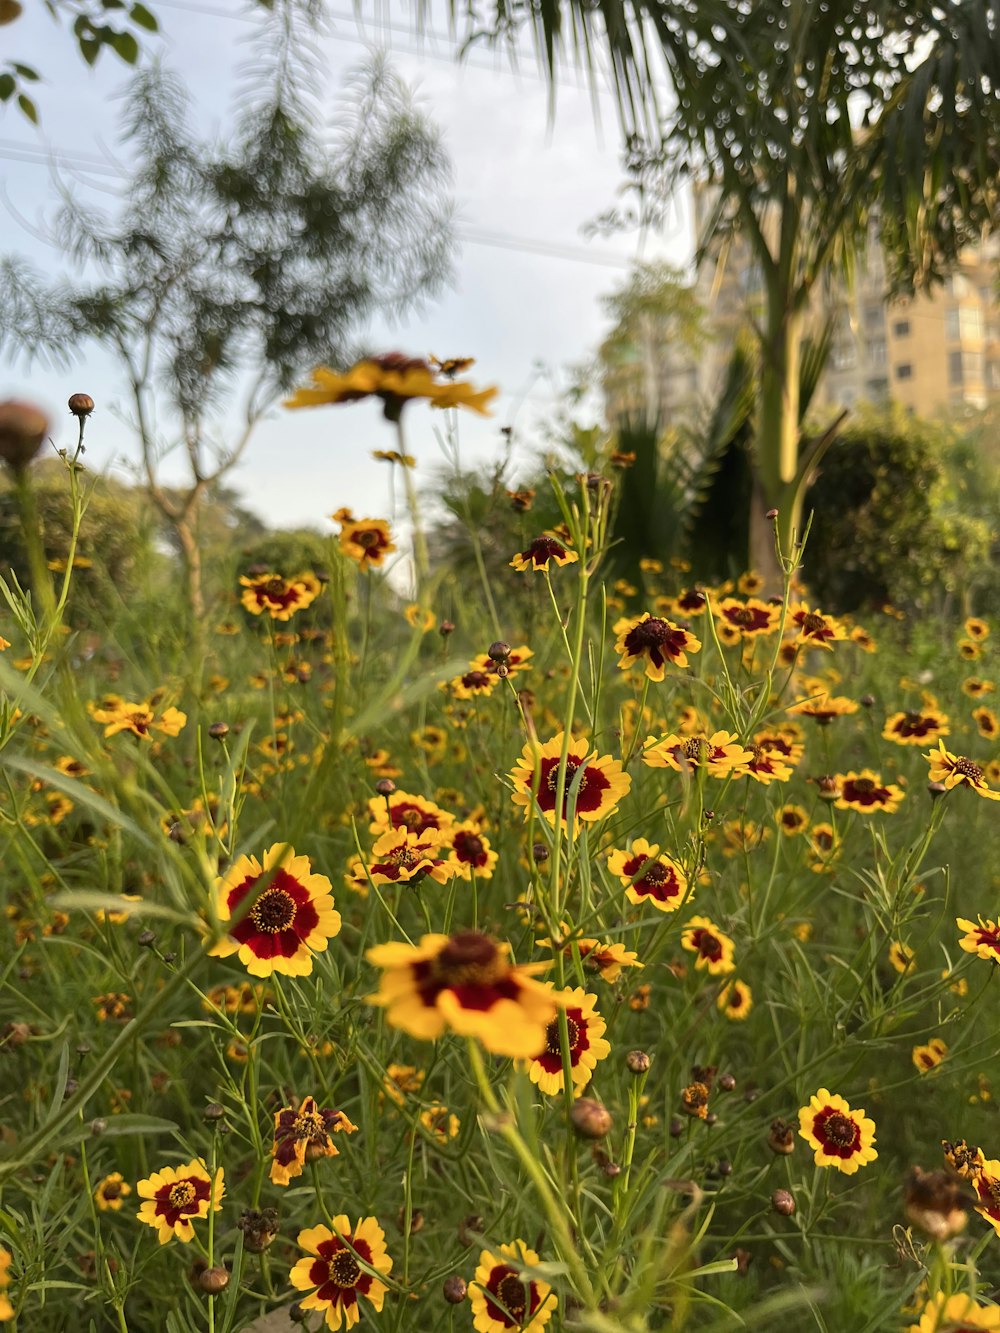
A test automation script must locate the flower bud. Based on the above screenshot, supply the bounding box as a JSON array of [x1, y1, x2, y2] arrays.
[[207, 721, 229, 740], [203, 1102, 226, 1123], [90, 1117, 108, 1137], [237, 1207, 279, 1253], [487, 641, 511, 662], [626, 1049, 650, 1075], [768, 1118, 795, 1155], [928, 781, 947, 800], [439, 620, 455, 637], [137, 930, 156, 949], [718, 1073, 736, 1092], [860, 693, 875, 709], [458, 1214, 484, 1246], [531, 842, 549, 863], [570, 1098, 613, 1140], [198, 1266, 229, 1295], [375, 778, 396, 796], [771, 1188, 795, 1216], [765, 508, 779, 521], [443, 1276, 467, 1304], [68, 393, 94, 418], [0, 399, 48, 471]]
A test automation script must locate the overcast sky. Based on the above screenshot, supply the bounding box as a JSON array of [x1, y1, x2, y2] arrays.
[[0, 0, 691, 535]]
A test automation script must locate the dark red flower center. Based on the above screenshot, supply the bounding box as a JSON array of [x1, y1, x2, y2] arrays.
[[624, 617, 688, 667], [812, 1106, 862, 1157], [800, 612, 830, 636], [524, 537, 567, 566], [898, 712, 936, 737], [536, 755, 611, 817], [497, 1275, 527, 1317], [461, 671, 491, 690], [169, 1182, 196, 1209], [691, 928, 722, 961], [329, 1250, 361, 1287], [955, 757, 984, 782], [544, 1016, 580, 1055], [454, 831, 486, 864], [250, 887, 297, 933]]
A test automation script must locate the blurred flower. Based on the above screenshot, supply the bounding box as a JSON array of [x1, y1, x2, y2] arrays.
[[89, 698, 186, 741], [336, 518, 396, 571], [681, 917, 735, 975], [348, 827, 455, 891], [642, 731, 753, 779], [906, 1292, 999, 1331], [366, 929, 563, 1058], [797, 1090, 876, 1174], [285, 354, 497, 421], [973, 707, 999, 740], [775, 804, 809, 836], [289, 1216, 393, 1326], [965, 617, 991, 641], [510, 732, 630, 829], [957, 917, 1000, 964], [94, 1172, 131, 1212], [717, 980, 752, 1020], [373, 448, 416, 467], [445, 823, 498, 880], [368, 789, 454, 837], [889, 941, 916, 975], [834, 770, 905, 814], [209, 844, 341, 978], [789, 604, 847, 649], [239, 572, 320, 620], [716, 597, 780, 639], [471, 1239, 555, 1333], [420, 1101, 460, 1142], [883, 708, 950, 746], [136, 1159, 224, 1244], [0, 1248, 10, 1321], [509, 535, 578, 573], [972, 1159, 1000, 1236], [912, 1038, 948, 1073]]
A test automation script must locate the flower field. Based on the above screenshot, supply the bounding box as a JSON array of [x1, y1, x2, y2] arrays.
[[0, 376, 998, 1332]]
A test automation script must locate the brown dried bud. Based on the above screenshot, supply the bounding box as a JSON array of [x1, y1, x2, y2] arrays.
[[904, 1167, 967, 1240], [570, 1098, 613, 1140], [716, 1157, 733, 1177], [495, 662, 509, 678], [207, 721, 229, 740], [237, 1207, 279, 1253], [198, 1266, 229, 1295], [487, 641, 511, 662], [669, 1117, 684, 1138], [860, 693, 876, 709], [768, 1118, 795, 1155], [771, 1189, 795, 1217], [443, 1276, 467, 1304], [203, 1103, 226, 1123], [765, 508, 779, 521], [928, 781, 948, 800], [137, 930, 156, 948], [626, 1049, 650, 1075], [90, 1118, 108, 1137], [374, 778, 396, 796], [68, 393, 95, 418], [397, 1207, 424, 1234], [815, 774, 840, 800], [0, 400, 48, 470], [2, 1021, 33, 1049], [458, 1214, 484, 1246], [602, 1160, 622, 1178], [718, 1073, 736, 1092], [439, 620, 456, 637], [289, 1303, 309, 1324], [531, 842, 549, 864]]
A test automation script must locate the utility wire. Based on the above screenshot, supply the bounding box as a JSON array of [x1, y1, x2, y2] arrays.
[[0, 140, 643, 269]]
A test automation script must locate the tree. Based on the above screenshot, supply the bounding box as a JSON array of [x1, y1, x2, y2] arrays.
[[442, 0, 1000, 577], [0, 2, 453, 637]]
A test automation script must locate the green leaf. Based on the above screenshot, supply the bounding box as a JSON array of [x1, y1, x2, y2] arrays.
[[89, 1113, 179, 1138], [17, 92, 37, 124], [79, 37, 101, 65], [110, 29, 140, 62], [129, 3, 158, 31], [12, 64, 41, 80], [0, 74, 15, 101]]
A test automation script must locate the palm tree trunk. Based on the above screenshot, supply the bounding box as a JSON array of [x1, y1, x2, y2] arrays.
[[753, 302, 804, 584]]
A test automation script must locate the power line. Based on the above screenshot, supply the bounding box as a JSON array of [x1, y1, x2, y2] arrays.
[[0, 140, 642, 269]]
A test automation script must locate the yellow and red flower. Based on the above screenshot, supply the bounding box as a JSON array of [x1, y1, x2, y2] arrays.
[[717, 980, 752, 1020], [537, 933, 643, 983], [613, 612, 701, 681], [471, 1239, 556, 1333], [524, 986, 610, 1097], [445, 822, 498, 879], [510, 733, 630, 829], [681, 917, 735, 975], [925, 742, 1000, 800], [136, 1159, 224, 1244], [270, 1097, 358, 1187], [973, 1159, 1000, 1237], [642, 731, 753, 778], [290, 1216, 393, 1329], [419, 1101, 460, 1142], [789, 604, 848, 649], [89, 698, 187, 741], [240, 571, 321, 620], [957, 917, 1000, 963], [509, 535, 578, 573], [606, 838, 688, 913], [973, 707, 1000, 740], [912, 1038, 948, 1073], [337, 518, 396, 571], [776, 803, 809, 836], [368, 790, 454, 837], [907, 1292, 1000, 1332], [0, 1249, 10, 1322], [883, 707, 950, 746], [789, 680, 859, 724], [716, 597, 780, 639], [94, 1172, 131, 1212], [745, 742, 794, 785], [366, 930, 565, 1058], [446, 666, 500, 701], [797, 1089, 876, 1174], [210, 845, 341, 978], [834, 770, 905, 815], [348, 827, 455, 891]]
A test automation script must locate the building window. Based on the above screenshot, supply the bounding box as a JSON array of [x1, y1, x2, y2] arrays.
[[964, 350, 985, 381], [988, 361, 1000, 390], [893, 320, 910, 337], [949, 350, 964, 384], [863, 303, 883, 329], [832, 342, 857, 370], [866, 339, 887, 367], [895, 363, 912, 380], [960, 307, 983, 340], [866, 377, 889, 401], [946, 308, 960, 340]]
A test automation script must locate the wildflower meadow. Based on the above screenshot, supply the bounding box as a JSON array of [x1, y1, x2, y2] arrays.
[[0, 359, 996, 1333]]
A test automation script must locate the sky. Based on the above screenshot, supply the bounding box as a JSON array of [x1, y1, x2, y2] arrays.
[[0, 0, 692, 536]]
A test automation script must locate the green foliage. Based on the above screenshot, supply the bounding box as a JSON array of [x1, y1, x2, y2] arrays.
[[804, 406, 995, 613]]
